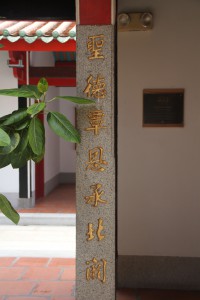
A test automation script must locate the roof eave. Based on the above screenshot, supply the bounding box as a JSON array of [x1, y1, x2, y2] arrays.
[[0, 38, 76, 51]]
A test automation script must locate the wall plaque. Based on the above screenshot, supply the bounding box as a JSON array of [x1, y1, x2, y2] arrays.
[[143, 89, 184, 127]]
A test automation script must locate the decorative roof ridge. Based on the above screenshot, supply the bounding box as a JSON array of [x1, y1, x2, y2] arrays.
[[0, 20, 76, 44]]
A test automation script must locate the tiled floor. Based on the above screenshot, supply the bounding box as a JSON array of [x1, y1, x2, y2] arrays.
[[0, 255, 200, 300], [1, 184, 200, 299], [0, 257, 76, 299], [17, 183, 76, 214]]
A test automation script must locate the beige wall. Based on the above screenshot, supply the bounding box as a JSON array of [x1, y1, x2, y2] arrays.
[[118, 0, 200, 257]]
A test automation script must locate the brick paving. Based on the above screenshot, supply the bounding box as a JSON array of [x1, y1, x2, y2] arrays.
[[0, 257, 200, 299], [1, 185, 200, 299], [17, 184, 76, 214], [0, 257, 75, 299]]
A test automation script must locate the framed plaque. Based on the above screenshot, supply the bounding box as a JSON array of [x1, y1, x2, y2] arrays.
[[143, 89, 184, 127]]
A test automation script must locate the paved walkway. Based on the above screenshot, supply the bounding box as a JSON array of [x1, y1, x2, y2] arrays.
[[0, 188, 200, 299], [1, 228, 200, 299], [0, 257, 75, 299], [0, 256, 200, 300]]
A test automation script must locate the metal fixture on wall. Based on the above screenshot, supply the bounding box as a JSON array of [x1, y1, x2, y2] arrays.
[[7, 59, 24, 68], [118, 12, 153, 31]]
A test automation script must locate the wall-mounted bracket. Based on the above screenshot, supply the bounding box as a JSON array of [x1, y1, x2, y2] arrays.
[[7, 59, 24, 68], [8, 51, 27, 85], [118, 12, 153, 31]]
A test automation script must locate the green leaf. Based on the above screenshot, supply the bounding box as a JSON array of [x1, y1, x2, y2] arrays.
[[15, 129, 29, 152], [0, 113, 12, 124], [3, 108, 28, 126], [55, 96, 95, 104], [0, 85, 42, 99], [27, 102, 46, 116], [28, 117, 45, 155], [47, 111, 80, 143], [11, 147, 31, 169], [15, 118, 31, 130], [0, 194, 20, 224], [30, 147, 45, 163], [0, 132, 20, 154], [37, 77, 48, 93], [0, 128, 10, 146], [0, 154, 11, 168], [10, 129, 30, 168]]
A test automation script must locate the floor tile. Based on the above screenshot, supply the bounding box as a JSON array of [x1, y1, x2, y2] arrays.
[[14, 257, 49, 267], [32, 281, 75, 296], [22, 266, 61, 280], [17, 184, 76, 214], [60, 267, 76, 280], [0, 267, 25, 280], [116, 288, 137, 300], [6, 296, 49, 300], [48, 258, 76, 267], [138, 289, 200, 300], [0, 281, 35, 295], [0, 257, 16, 267]]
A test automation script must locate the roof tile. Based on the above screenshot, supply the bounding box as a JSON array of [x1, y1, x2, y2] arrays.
[[0, 20, 76, 43]]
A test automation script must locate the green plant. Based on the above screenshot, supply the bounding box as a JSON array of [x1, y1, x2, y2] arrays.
[[0, 77, 94, 224]]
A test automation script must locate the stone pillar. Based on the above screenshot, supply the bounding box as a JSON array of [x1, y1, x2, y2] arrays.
[[76, 12, 116, 300]]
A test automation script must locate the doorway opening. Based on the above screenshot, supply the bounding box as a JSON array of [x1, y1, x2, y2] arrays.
[[0, 20, 77, 217]]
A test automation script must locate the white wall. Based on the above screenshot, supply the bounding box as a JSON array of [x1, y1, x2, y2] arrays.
[[30, 51, 54, 66], [0, 51, 76, 196], [58, 87, 76, 173], [118, 0, 200, 257], [0, 51, 19, 193], [30, 52, 60, 183], [30, 53, 76, 183], [44, 87, 60, 183], [42, 86, 76, 183]]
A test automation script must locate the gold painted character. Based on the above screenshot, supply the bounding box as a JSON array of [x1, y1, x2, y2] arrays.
[[96, 218, 105, 241], [83, 74, 106, 99], [87, 34, 105, 60], [86, 147, 108, 172], [86, 223, 95, 241], [85, 110, 107, 135], [85, 183, 107, 207], [86, 257, 107, 283], [86, 218, 105, 241]]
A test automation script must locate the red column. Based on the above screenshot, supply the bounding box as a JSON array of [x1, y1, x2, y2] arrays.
[[78, 0, 113, 25]]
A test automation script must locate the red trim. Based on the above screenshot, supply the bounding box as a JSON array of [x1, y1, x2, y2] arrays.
[[1, 39, 76, 52], [8, 51, 27, 85], [29, 77, 76, 87], [55, 61, 76, 67], [35, 158, 44, 199], [79, 0, 112, 24]]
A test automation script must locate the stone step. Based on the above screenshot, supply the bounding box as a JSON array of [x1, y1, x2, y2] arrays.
[[0, 225, 76, 257], [0, 213, 76, 226]]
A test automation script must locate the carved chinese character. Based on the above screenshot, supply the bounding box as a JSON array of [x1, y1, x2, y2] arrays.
[[87, 34, 105, 60], [86, 147, 108, 172], [85, 183, 107, 207], [83, 74, 106, 99], [85, 110, 107, 135], [86, 258, 107, 283], [87, 223, 95, 241], [87, 218, 105, 241]]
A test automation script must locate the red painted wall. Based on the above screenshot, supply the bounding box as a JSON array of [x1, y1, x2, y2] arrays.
[[79, 0, 112, 24]]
